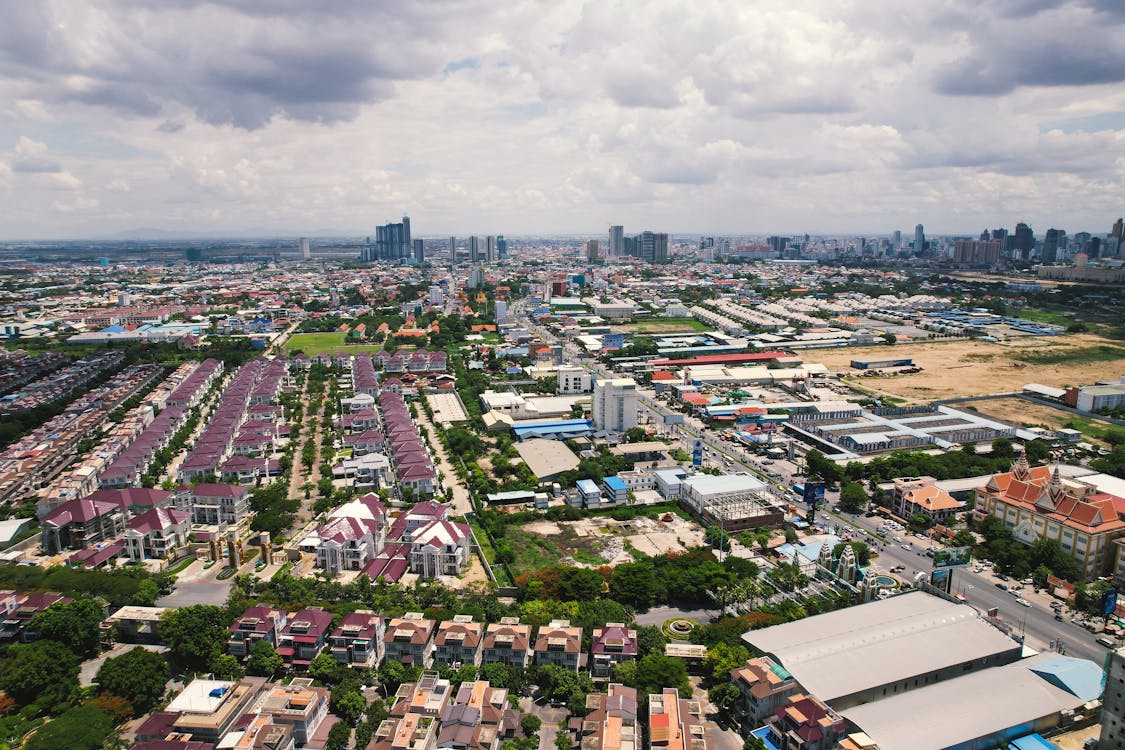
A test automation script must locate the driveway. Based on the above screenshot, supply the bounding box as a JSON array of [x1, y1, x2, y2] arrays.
[[635, 605, 718, 627], [519, 699, 568, 750]]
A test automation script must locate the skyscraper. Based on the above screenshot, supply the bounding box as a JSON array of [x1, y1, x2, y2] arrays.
[[448, 236, 457, 269], [373, 216, 412, 261], [767, 236, 787, 255], [1013, 223, 1034, 260], [1113, 218, 1124, 258], [468, 236, 481, 263], [625, 231, 668, 263], [299, 237, 310, 260], [892, 230, 901, 249], [486, 235, 496, 263], [496, 235, 508, 260], [592, 378, 638, 432], [412, 239, 425, 264], [586, 239, 600, 262], [1041, 229, 1062, 263], [913, 224, 926, 254], [609, 225, 624, 257]]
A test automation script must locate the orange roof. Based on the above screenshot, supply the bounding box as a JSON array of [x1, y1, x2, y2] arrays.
[[651, 370, 677, 381], [904, 485, 964, 512]]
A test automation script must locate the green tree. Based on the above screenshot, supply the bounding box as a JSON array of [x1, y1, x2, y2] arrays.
[[160, 605, 231, 671], [24, 705, 115, 750], [702, 641, 750, 683], [210, 653, 244, 680], [556, 731, 572, 750], [636, 626, 667, 658], [133, 578, 160, 606], [330, 679, 367, 725], [326, 721, 352, 750], [246, 640, 284, 678], [1024, 440, 1051, 464], [952, 529, 975, 548], [95, 647, 170, 715], [619, 652, 691, 698], [309, 651, 347, 685], [837, 483, 869, 514], [26, 598, 103, 657], [609, 562, 657, 608], [0, 640, 79, 710], [557, 567, 604, 601], [521, 715, 542, 736], [744, 736, 768, 750]]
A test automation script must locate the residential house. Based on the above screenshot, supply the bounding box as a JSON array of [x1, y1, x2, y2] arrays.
[[433, 615, 484, 668], [408, 519, 472, 578], [754, 693, 846, 750], [384, 612, 437, 667], [590, 623, 638, 680], [573, 683, 638, 750], [534, 619, 583, 672], [277, 608, 334, 667], [178, 483, 251, 525], [437, 680, 522, 750], [309, 494, 387, 575], [649, 688, 712, 750], [730, 656, 802, 725], [228, 606, 288, 659], [256, 679, 330, 746], [41, 495, 127, 554], [123, 507, 191, 562], [330, 610, 385, 668], [481, 618, 533, 669]]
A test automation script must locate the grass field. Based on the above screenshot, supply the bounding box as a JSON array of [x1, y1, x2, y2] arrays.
[[283, 332, 385, 356], [630, 318, 708, 333]]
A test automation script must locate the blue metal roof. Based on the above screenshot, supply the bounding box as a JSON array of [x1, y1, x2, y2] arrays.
[[1028, 656, 1104, 702], [603, 476, 627, 491], [576, 479, 599, 494], [1007, 734, 1058, 750]]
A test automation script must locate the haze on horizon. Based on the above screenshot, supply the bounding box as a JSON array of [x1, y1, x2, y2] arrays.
[[0, 0, 1123, 241]]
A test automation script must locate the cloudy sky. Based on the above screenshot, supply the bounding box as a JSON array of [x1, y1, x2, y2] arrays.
[[1, 0, 1123, 239]]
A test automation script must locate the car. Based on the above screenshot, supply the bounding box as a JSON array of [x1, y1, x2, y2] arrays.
[[901, 544, 911, 551], [995, 583, 1008, 591], [925, 549, 936, 558], [1055, 614, 1065, 621], [1050, 602, 1063, 611], [1097, 636, 1118, 648], [1016, 598, 1031, 607]]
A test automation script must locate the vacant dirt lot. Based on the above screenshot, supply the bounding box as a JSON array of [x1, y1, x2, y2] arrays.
[[809, 335, 1125, 402], [511, 513, 705, 572], [968, 398, 1115, 447]]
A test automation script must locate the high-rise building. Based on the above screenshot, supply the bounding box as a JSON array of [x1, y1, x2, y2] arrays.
[[1101, 647, 1125, 747], [486, 236, 496, 263], [413, 239, 425, 264], [299, 237, 311, 260], [913, 224, 926, 254], [892, 230, 902, 249], [609, 225, 624, 257], [448, 236, 457, 269], [592, 377, 638, 432], [953, 239, 1001, 266], [624, 231, 668, 263], [1041, 229, 1062, 264], [469, 237, 481, 263], [495, 300, 508, 322], [371, 216, 412, 261], [767, 236, 787, 255], [496, 235, 508, 260], [468, 266, 484, 289], [1013, 223, 1034, 260], [586, 239, 600, 262], [1113, 218, 1124, 258]]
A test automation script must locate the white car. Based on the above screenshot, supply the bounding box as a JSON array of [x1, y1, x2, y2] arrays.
[[1016, 598, 1032, 608]]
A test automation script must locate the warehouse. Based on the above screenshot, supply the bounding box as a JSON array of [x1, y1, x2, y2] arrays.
[[849, 357, 913, 370]]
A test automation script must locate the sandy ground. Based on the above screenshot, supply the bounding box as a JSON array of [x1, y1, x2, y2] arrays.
[[808, 335, 1125, 403], [521, 515, 707, 567], [966, 397, 1115, 446]]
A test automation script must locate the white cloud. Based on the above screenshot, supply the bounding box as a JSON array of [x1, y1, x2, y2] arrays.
[[0, 0, 1121, 237]]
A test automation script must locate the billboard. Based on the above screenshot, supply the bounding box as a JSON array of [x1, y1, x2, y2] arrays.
[[1103, 590, 1119, 618], [930, 568, 952, 593], [803, 481, 825, 507], [692, 439, 703, 467], [933, 546, 972, 569]]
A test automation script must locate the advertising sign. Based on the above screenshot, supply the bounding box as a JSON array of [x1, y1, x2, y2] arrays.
[[803, 481, 825, 507], [930, 568, 952, 593], [1103, 590, 1119, 618], [692, 439, 703, 467], [933, 546, 972, 569]]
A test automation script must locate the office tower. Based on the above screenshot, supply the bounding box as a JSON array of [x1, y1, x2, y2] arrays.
[[700, 237, 714, 250], [913, 224, 926, 254], [1073, 232, 1091, 255], [413, 239, 425, 264], [1089, 237, 1102, 257], [1113, 218, 1124, 258], [449, 237, 457, 269], [497, 235, 508, 260], [495, 300, 508, 322], [468, 236, 481, 263], [486, 235, 496, 263], [299, 237, 311, 260], [592, 378, 638, 432], [586, 239, 600, 262], [609, 225, 624, 257], [892, 230, 901, 248], [767, 236, 787, 255], [1041, 229, 1064, 263], [374, 216, 412, 261], [1013, 222, 1034, 260]]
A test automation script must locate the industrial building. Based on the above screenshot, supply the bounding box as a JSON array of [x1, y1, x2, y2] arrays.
[[678, 473, 784, 531], [742, 591, 1023, 711]]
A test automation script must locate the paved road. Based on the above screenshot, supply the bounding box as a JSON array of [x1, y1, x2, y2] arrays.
[[635, 605, 719, 627], [416, 407, 472, 515]]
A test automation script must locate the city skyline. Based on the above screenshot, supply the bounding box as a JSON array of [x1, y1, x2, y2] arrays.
[[0, 1, 1123, 239]]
